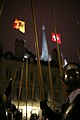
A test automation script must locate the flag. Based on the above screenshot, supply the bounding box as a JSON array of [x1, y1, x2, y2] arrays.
[[13, 18, 25, 33], [52, 33, 61, 44]]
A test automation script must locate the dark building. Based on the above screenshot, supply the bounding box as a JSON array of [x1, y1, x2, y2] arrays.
[[0, 50, 64, 119]]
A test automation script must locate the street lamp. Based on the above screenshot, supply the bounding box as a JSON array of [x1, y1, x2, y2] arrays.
[[24, 53, 30, 120], [24, 53, 30, 59]]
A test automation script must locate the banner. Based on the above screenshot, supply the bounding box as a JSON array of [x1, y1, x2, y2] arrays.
[[52, 33, 61, 44], [13, 18, 25, 33]]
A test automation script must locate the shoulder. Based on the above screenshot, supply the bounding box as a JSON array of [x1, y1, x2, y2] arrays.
[[73, 94, 80, 105]]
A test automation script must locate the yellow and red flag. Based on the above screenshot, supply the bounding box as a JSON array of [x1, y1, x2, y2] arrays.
[[13, 18, 25, 33], [52, 33, 61, 44]]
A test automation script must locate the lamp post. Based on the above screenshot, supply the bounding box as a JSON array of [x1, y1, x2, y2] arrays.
[[24, 53, 30, 120]]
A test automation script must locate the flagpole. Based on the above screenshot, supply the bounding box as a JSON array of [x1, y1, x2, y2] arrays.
[[51, 3, 66, 101], [31, 0, 44, 100], [76, 47, 80, 62], [45, 36, 54, 104], [47, 50, 54, 105], [12, 66, 18, 84], [25, 58, 28, 120], [18, 61, 24, 109], [51, 4, 62, 75], [31, 73, 34, 109]]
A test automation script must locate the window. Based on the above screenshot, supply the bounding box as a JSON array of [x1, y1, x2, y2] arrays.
[[16, 70, 21, 80], [43, 74, 48, 83], [30, 71, 34, 82], [52, 74, 56, 84]]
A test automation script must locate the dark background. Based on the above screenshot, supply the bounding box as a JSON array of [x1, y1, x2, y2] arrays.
[[0, 0, 80, 62]]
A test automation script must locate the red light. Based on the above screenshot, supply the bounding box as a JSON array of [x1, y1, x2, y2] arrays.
[[52, 33, 61, 44]]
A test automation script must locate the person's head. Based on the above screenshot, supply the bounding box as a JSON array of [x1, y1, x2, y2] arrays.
[[40, 100, 47, 110], [62, 62, 80, 93]]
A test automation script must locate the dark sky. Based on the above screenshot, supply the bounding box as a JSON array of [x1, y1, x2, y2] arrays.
[[0, 0, 80, 63]]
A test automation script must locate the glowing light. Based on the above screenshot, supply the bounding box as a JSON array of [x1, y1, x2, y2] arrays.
[[18, 105, 32, 118], [13, 18, 25, 33], [66, 105, 72, 114], [64, 59, 68, 66], [52, 33, 61, 44], [41, 24, 51, 61], [24, 53, 30, 59], [12, 102, 41, 119]]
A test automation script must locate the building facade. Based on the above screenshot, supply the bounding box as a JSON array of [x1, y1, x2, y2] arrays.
[[0, 52, 64, 119]]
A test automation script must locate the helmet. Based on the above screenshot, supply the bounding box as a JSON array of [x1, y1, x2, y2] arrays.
[[62, 62, 80, 87], [40, 100, 47, 110]]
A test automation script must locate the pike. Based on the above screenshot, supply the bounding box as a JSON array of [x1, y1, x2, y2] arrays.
[[31, 0, 44, 100], [0, 0, 4, 17], [51, 2, 66, 100], [76, 47, 80, 62]]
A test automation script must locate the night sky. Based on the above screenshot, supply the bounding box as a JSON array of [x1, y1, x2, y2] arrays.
[[0, 0, 80, 63]]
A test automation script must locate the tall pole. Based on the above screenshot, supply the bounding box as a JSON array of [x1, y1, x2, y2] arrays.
[[76, 47, 80, 62], [51, 4, 62, 76], [0, 0, 4, 18], [51, 3, 66, 100], [31, 73, 34, 108], [31, 0, 44, 100], [47, 56, 53, 103], [25, 58, 28, 120], [18, 61, 24, 109], [45, 35, 53, 104]]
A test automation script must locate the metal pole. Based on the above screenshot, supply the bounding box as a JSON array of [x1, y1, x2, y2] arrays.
[[0, 0, 4, 18], [26, 58, 28, 120], [18, 61, 24, 109], [31, 0, 44, 100], [51, 3, 66, 101]]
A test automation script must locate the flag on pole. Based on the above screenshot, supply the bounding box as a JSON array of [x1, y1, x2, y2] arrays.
[[52, 33, 61, 44], [13, 18, 25, 33]]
